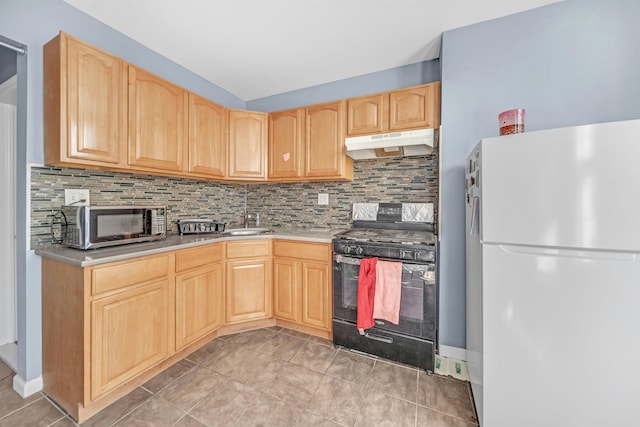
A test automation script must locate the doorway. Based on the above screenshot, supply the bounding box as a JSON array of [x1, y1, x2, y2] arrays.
[[0, 43, 17, 370]]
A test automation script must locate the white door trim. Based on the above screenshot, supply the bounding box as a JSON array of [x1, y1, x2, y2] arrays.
[[0, 75, 17, 346]]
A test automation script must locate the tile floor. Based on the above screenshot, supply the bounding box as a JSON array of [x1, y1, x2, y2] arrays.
[[0, 327, 478, 426]]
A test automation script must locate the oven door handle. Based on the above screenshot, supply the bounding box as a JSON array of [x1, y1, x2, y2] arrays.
[[364, 332, 393, 344], [334, 254, 362, 265]]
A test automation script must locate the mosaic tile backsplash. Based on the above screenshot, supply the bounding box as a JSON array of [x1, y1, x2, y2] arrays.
[[30, 154, 438, 248]]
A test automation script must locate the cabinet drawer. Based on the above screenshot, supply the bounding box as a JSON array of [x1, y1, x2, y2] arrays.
[[92, 254, 170, 296], [175, 243, 223, 273], [226, 240, 271, 259], [273, 240, 330, 262]]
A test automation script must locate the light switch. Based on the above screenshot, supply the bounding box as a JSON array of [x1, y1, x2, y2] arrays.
[[318, 193, 329, 205]]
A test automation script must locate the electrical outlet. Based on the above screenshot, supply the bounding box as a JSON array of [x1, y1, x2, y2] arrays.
[[318, 193, 329, 205], [64, 189, 90, 206]]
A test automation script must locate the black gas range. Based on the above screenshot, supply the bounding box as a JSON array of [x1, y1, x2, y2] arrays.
[[332, 203, 438, 372]]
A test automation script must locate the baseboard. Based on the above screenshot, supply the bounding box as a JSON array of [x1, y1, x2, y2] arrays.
[[439, 344, 467, 361], [13, 374, 43, 398]]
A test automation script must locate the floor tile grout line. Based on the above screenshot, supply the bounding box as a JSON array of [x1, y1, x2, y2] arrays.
[[170, 413, 189, 427], [179, 373, 228, 417], [416, 404, 480, 426], [41, 393, 72, 419], [50, 327, 476, 426], [414, 369, 419, 427], [103, 391, 158, 427], [0, 393, 45, 421]]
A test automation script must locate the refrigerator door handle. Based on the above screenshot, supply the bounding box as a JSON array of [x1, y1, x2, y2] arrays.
[[469, 196, 479, 235], [496, 244, 640, 262]]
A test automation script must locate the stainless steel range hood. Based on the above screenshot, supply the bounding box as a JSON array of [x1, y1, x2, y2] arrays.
[[345, 128, 436, 160]]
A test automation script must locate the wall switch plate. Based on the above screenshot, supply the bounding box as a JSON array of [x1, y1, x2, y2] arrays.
[[318, 193, 329, 205], [64, 189, 90, 206]]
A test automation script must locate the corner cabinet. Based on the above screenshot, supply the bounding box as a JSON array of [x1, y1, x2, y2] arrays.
[[44, 32, 128, 168], [346, 82, 441, 136], [128, 65, 188, 173], [227, 109, 268, 180], [273, 240, 332, 338], [225, 240, 272, 323]]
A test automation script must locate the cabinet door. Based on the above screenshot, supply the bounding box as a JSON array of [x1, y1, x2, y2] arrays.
[[91, 280, 170, 400], [304, 100, 351, 179], [225, 258, 272, 323], [227, 109, 268, 180], [128, 65, 188, 172], [346, 93, 388, 136], [273, 257, 300, 322], [389, 82, 440, 131], [269, 108, 304, 179], [175, 262, 224, 350], [44, 32, 127, 167], [188, 93, 227, 178], [301, 261, 331, 330]]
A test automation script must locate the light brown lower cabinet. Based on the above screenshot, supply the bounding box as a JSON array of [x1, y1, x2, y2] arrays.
[[225, 240, 272, 323], [41, 246, 224, 423], [273, 240, 332, 337], [91, 279, 170, 400], [175, 244, 224, 350], [40, 238, 329, 423]]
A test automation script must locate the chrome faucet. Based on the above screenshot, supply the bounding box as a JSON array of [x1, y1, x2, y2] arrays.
[[243, 212, 260, 228]]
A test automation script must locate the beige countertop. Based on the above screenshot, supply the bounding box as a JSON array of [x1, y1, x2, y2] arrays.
[[35, 226, 343, 267]]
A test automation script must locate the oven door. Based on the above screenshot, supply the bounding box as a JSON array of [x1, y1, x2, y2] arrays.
[[332, 254, 437, 340]]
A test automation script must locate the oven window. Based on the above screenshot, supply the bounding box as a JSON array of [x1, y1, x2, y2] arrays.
[[336, 259, 426, 322]]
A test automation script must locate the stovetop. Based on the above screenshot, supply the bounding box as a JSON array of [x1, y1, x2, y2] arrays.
[[333, 228, 436, 263], [333, 228, 436, 246]]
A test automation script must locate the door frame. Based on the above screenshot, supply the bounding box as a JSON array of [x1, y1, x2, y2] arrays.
[[0, 74, 17, 346]]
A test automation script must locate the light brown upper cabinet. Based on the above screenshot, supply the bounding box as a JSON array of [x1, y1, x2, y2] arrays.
[[227, 109, 268, 180], [128, 65, 188, 173], [188, 94, 227, 178], [44, 32, 128, 168], [346, 93, 388, 136], [304, 100, 353, 180], [346, 82, 441, 136], [268, 108, 305, 180]]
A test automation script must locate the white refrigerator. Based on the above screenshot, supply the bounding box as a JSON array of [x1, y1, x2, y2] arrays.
[[465, 119, 640, 427]]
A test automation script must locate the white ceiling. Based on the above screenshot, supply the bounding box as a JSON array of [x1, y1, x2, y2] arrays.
[[62, 0, 560, 101]]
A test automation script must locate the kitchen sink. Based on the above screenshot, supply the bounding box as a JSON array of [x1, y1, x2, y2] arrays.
[[222, 227, 274, 236]]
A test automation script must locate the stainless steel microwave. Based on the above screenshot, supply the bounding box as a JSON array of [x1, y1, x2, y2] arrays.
[[60, 206, 166, 250]]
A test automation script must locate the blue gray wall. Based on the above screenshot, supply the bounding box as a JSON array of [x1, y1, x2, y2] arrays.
[[0, 0, 245, 386], [247, 60, 441, 111], [5, 0, 637, 385], [0, 0, 440, 386], [440, 0, 640, 348]]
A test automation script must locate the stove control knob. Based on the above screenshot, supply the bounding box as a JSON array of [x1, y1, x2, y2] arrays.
[[401, 249, 415, 260], [355, 246, 364, 255], [344, 245, 352, 254]]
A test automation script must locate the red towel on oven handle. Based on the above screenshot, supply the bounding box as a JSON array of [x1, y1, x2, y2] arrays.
[[357, 257, 378, 332]]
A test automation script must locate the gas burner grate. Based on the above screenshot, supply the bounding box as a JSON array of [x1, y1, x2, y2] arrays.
[[334, 228, 435, 246]]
